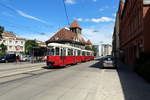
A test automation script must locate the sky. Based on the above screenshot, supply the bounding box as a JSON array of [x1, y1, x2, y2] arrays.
[[0, 0, 119, 45]]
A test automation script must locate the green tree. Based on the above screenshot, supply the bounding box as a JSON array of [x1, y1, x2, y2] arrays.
[[85, 45, 98, 56], [0, 43, 7, 56], [85, 45, 92, 50], [0, 26, 4, 39], [25, 40, 38, 55], [92, 45, 98, 56]]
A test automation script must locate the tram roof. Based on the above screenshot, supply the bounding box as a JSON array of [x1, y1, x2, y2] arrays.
[[47, 43, 81, 50], [48, 43, 93, 52]]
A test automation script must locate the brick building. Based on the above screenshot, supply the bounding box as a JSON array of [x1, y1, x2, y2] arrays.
[[118, 0, 150, 67], [112, 13, 120, 59], [143, 1, 150, 53]]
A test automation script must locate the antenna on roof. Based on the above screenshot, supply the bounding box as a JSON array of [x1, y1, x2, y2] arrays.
[[62, 0, 70, 26]]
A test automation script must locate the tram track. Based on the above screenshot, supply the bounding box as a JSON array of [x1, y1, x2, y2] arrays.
[[0, 68, 58, 85], [0, 61, 92, 85], [0, 63, 45, 72]]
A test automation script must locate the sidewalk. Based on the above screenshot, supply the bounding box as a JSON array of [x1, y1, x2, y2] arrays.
[[117, 61, 150, 100]]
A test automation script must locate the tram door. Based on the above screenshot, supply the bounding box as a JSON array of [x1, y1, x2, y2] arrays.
[[60, 48, 66, 65], [74, 49, 76, 64]]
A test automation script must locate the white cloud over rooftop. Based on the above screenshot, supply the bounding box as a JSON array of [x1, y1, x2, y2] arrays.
[[76, 17, 115, 23]]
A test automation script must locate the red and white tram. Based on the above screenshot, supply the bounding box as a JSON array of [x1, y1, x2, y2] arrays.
[[46, 43, 94, 67]]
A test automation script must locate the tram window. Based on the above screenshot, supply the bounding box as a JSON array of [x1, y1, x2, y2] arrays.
[[78, 50, 81, 56], [61, 49, 63, 56], [82, 51, 85, 56], [56, 47, 59, 56], [71, 49, 73, 56], [68, 49, 73, 56], [68, 49, 71, 56], [74, 50, 76, 56], [48, 48, 54, 56], [87, 52, 89, 56]]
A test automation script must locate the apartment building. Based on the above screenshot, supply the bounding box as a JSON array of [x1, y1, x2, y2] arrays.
[[0, 31, 25, 55]]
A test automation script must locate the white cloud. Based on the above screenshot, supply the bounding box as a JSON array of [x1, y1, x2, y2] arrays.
[[1, 12, 14, 17], [93, 0, 97, 2], [15, 10, 47, 24], [91, 17, 115, 23], [77, 18, 83, 21], [83, 28, 112, 44], [19, 32, 52, 42], [99, 8, 104, 12], [113, 13, 116, 17], [81, 22, 114, 44], [105, 6, 109, 9], [76, 17, 115, 23], [65, 0, 76, 4]]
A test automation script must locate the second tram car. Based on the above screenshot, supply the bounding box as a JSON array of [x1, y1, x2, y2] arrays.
[[46, 43, 94, 67]]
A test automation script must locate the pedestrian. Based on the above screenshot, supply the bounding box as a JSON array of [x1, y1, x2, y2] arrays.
[[16, 55, 20, 63]]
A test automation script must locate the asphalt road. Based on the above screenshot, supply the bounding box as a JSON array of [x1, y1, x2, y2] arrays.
[[0, 62, 46, 78], [0, 59, 150, 100], [0, 62, 45, 71]]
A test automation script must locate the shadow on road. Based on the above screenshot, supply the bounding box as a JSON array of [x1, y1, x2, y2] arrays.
[[89, 59, 117, 70], [89, 60, 103, 69], [42, 66, 65, 69], [117, 62, 150, 100]]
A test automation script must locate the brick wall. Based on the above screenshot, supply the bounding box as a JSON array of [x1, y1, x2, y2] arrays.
[[119, 0, 143, 65], [143, 6, 150, 54]]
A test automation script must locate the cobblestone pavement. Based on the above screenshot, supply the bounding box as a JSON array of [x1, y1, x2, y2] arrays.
[[0, 59, 149, 100]]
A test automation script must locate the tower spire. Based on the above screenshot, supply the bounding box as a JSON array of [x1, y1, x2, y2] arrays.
[[70, 20, 82, 34]]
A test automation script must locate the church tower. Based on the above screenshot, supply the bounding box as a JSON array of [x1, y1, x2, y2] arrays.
[[70, 20, 82, 34]]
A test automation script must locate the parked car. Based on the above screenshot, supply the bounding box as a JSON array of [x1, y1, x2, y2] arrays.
[[102, 55, 115, 68], [21, 55, 31, 62], [0, 54, 16, 63], [0, 56, 6, 63]]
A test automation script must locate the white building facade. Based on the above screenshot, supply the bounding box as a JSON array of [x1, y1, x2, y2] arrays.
[[101, 44, 112, 56], [0, 31, 25, 55]]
